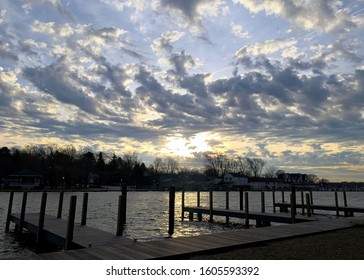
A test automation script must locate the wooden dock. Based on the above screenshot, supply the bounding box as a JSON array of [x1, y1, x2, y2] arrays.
[[275, 203, 364, 217], [5, 188, 364, 260], [183, 206, 315, 224], [9, 213, 132, 250], [23, 217, 358, 260]]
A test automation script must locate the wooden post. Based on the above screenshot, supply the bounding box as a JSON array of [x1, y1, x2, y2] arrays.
[[281, 190, 285, 203], [181, 191, 185, 220], [226, 190, 230, 223], [65, 195, 77, 250], [18, 191, 28, 235], [5, 190, 14, 233], [335, 191, 339, 216], [197, 191, 202, 221], [116, 195, 126, 236], [168, 186, 175, 236], [301, 191, 305, 215], [261, 191, 265, 213], [81, 193, 88, 226], [306, 193, 311, 217], [290, 194, 295, 223], [57, 191, 64, 218], [239, 188, 244, 210], [310, 190, 314, 214], [122, 186, 127, 225], [36, 192, 47, 246], [245, 192, 249, 228], [272, 190, 276, 213], [209, 190, 213, 222], [291, 186, 297, 215], [343, 191, 348, 217]]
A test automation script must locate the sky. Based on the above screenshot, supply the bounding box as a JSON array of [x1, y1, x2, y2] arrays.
[[0, 0, 364, 182]]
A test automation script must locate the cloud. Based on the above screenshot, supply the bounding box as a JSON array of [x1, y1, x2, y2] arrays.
[[22, 59, 99, 115], [230, 23, 251, 39], [155, 0, 227, 31], [151, 31, 185, 53], [234, 0, 358, 33]]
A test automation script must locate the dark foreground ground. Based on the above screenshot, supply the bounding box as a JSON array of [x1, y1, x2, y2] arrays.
[[189, 225, 364, 260]]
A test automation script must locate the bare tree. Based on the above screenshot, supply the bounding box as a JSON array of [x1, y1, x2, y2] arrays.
[[204, 152, 229, 177], [152, 157, 165, 174], [263, 166, 278, 178], [236, 156, 251, 176], [246, 157, 266, 177], [165, 157, 179, 174]]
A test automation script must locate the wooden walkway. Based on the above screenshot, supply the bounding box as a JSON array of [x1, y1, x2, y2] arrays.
[[183, 206, 315, 224], [275, 203, 364, 216], [23, 217, 358, 260], [9, 213, 132, 249]]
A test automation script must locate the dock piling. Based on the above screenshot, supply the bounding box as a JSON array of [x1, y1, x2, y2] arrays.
[[261, 191, 265, 213], [301, 191, 305, 215], [181, 191, 185, 220], [57, 191, 64, 219], [36, 192, 48, 246], [335, 191, 339, 216], [116, 195, 126, 236], [18, 191, 28, 235], [81, 193, 88, 226], [239, 188, 244, 210], [343, 191, 348, 217], [306, 193, 311, 217], [245, 192, 249, 228], [290, 194, 296, 223], [197, 191, 202, 221], [209, 190, 213, 222], [168, 186, 175, 236], [5, 191, 14, 233], [65, 195, 77, 250], [226, 190, 230, 223], [272, 190, 276, 213], [310, 190, 314, 214], [122, 186, 127, 225]]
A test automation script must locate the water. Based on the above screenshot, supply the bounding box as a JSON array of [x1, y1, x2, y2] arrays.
[[1, 190, 363, 259]]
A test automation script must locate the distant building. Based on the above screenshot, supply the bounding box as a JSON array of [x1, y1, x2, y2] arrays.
[[6, 169, 44, 190], [248, 177, 288, 191], [278, 173, 308, 183], [224, 173, 249, 186]]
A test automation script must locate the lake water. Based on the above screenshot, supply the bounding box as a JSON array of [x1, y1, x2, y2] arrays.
[[1, 190, 363, 259]]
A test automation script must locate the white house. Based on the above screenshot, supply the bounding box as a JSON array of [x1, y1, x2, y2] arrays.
[[223, 173, 249, 186]]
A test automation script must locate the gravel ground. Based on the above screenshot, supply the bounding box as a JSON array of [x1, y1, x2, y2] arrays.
[[188, 225, 364, 260]]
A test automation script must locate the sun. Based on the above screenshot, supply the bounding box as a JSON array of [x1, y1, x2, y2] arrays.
[[164, 132, 214, 157]]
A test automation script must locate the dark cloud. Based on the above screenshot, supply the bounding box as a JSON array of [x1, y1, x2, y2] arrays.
[[167, 50, 195, 77], [22, 58, 99, 115], [161, 0, 206, 22]]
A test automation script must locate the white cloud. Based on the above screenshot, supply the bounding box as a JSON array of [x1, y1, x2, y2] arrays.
[[251, 38, 297, 56], [234, 0, 357, 33], [230, 23, 251, 39], [101, 0, 148, 12], [151, 31, 185, 53]]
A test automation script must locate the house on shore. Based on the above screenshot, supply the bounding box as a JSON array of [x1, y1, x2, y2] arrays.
[[6, 169, 44, 190], [223, 173, 250, 190], [278, 173, 309, 183]]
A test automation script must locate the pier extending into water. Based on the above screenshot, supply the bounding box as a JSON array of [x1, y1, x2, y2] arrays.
[[4, 186, 364, 259], [5, 188, 130, 251]]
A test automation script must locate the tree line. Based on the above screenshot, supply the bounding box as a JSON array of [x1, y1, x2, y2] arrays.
[[0, 144, 326, 188], [0, 145, 152, 187]]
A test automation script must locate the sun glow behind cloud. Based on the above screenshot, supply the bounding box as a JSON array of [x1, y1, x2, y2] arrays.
[[163, 132, 216, 157]]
